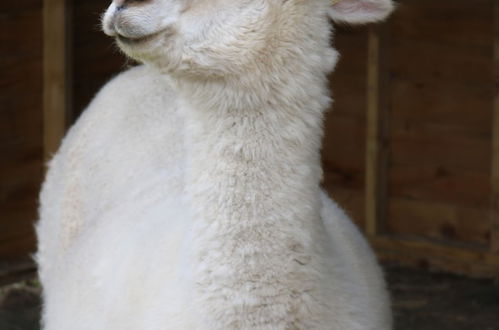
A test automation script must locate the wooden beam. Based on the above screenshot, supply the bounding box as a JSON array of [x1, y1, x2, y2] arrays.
[[366, 26, 389, 236], [43, 0, 70, 160], [491, 1, 499, 253], [373, 236, 499, 278]]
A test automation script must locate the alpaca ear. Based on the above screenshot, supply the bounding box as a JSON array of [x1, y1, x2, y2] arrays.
[[328, 0, 395, 25]]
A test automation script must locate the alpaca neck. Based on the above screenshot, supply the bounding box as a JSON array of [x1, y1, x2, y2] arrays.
[[178, 70, 330, 231], [172, 46, 337, 324], [173, 4, 338, 235]]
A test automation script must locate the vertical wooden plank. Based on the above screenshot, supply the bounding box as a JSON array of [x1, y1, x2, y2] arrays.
[[366, 26, 389, 236], [43, 0, 69, 160], [365, 26, 381, 236], [491, 1, 499, 252]]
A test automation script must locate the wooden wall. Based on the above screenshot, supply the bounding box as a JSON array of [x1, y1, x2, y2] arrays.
[[323, 0, 499, 277], [0, 0, 43, 264], [323, 26, 368, 229], [386, 0, 494, 246]]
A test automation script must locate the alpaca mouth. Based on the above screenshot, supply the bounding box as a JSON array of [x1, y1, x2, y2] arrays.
[[117, 33, 158, 45], [116, 29, 167, 45]]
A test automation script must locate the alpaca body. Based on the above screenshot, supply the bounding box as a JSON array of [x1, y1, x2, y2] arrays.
[[37, 0, 394, 328], [37, 65, 390, 329]]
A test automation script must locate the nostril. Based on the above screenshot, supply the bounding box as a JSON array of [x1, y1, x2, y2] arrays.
[[116, 5, 125, 11]]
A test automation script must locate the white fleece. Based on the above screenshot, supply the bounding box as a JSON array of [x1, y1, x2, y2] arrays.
[[36, 0, 394, 329]]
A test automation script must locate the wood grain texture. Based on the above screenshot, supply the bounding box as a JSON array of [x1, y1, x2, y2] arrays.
[[387, 198, 490, 245], [0, 0, 43, 260], [322, 26, 368, 228], [373, 236, 499, 278], [365, 25, 389, 236], [389, 164, 490, 208], [491, 1, 499, 252], [386, 0, 494, 246], [43, 0, 68, 159]]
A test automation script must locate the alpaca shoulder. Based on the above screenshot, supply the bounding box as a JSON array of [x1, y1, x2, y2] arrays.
[[51, 64, 178, 170], [37, 65, 180, 272], [80, 65, 177, 126]]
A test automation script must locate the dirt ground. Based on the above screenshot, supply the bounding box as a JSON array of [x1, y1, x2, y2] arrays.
[[385, 264, 499, 330], [1, 264, 498, 330]]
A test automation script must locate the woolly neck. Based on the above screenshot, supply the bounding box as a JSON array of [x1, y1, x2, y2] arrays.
[[171, 45, 338, 326], [176, 63, 331, 227]]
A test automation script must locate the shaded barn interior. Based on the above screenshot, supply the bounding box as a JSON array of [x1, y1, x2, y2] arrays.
[[0, 0, 44, 264], [324, 0, 499, 277], [384, 0, 494, 246], [1, 0, 498, 281]]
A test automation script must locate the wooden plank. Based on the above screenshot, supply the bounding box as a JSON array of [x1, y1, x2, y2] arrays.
[[390, 0, 493, 48], [365, 26, 389, 236], [390, 119, 491, 172], [389, 77, 492, 137], [389, 163, 490, 209], [373, 236, 499, 278], [492, 1, 499, 252], [43, 0, 69, 159], [387, 198, 490, 246], [390, 38, 493, 87]]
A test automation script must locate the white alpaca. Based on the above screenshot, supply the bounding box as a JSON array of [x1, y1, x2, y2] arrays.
[[36, 0, 394, 329]]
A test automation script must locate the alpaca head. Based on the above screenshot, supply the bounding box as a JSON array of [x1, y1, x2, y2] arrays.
[[102, 0, 393, 77]]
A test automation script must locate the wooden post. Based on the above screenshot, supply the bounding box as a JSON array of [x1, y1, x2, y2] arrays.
[[491, 2, 499, 253], [43, 0, 70, 160], [366, 26, 389, 237]]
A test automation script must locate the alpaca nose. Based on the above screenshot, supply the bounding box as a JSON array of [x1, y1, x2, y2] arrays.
[[102, 0, 151, 37]]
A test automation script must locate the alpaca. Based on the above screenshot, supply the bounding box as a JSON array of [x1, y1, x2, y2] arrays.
[[36, 0, 394, 329]]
